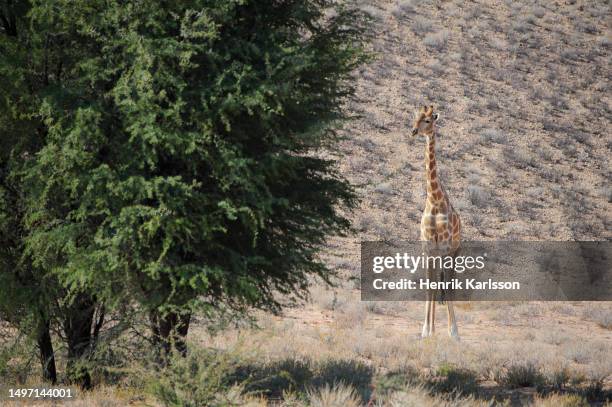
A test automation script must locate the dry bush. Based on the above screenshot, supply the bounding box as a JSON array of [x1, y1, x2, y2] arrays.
[[307, 383, 360, 407], [359, 4, 385, 20], [423, 30, 450, 50], [392, 0, 417, 17], [412, 16, 434, 34], [533, 393, 589, 407], [480, 128, 506, 144], [532, 6, 547, 19], [500, 362, 546, 389], [334, 302, 367, 329], [599, 186, 612, 203], [562, 342, 594, 365], [377, 384, 490, 407], [538, 329, 570, 346], [466, 185, 488, 207], [374, 182, 394, 195], [582, 304, 612, 329]]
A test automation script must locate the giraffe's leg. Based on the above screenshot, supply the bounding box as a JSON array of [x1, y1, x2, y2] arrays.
[[429, 289, 436, 336], [447, 247, 460, 339], [447, 301, 459, 339], [421, 294, 431, 338], [422, 264, 433, 338]]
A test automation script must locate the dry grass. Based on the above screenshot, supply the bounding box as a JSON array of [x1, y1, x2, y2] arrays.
[[187, 299, 611, 404], [307, 383, 361, 407]]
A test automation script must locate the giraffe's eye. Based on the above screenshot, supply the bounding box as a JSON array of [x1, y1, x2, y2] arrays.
[[424, 120, 431, 124]]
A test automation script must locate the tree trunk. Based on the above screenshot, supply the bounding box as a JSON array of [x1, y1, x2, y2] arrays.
[[64, 294, 97, 389], [149, 310, 191, 363], [36, 319, 57, 384]]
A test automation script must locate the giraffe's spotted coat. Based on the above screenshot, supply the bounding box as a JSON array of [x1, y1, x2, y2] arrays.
[[413, 106, 462, 248], [411, 105, 461, 339]]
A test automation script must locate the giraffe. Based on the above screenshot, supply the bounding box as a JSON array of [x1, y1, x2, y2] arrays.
[[411, 105, 461, 339]]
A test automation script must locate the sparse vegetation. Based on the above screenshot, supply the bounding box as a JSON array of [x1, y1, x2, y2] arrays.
[[423, 30, 450, 50], [501, 362, 546, 389], [430, 363, 479, 395], [584, 305, 612, 329], [467, 185, 488, 207], [307, 383, 361, 407], [481, 128, 506, 144]]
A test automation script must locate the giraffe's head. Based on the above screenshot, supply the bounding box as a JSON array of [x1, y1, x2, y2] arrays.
[[411, 105, 439, 137]]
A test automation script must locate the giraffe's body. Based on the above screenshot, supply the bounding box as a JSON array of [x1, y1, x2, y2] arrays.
[[420, 133, 461, 248], [411, 105, 461, 339]]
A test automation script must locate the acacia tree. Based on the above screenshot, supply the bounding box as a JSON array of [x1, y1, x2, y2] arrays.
[[2, 0, 366, 364], [0, 173, 58, 384], [1, 0, 107, 387], [0, 1, 61, 384]]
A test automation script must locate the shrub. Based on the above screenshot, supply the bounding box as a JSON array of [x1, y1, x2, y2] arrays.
[[412, 16, 434, 34], [230, 357, 373, 403], [393, 0, 416, 17], [504, 147, 537, 169], [312, 359, 374, 401], [467, 185, 488, 207], [500, 363, 545, 389], [579, 379, 606, 402], [481, 128, 506, 144], [423, 30, 450, 50], [147, 349, 249, 407], [563, 343, 593, 364], [307, 383, 360, 407], [237, 359, 314, 399], [375, 367, 421, 396], [375, 183, 394, 195], [545, 363, 571, 390], [532, 6, 546, 18], [359, 5, 384, 21], [534, 393, 589, 407], [600, 187, 612, 204], [430, 363, 479, 396]]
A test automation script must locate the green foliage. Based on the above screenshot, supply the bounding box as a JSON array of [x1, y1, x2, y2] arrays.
[[375, 367, 420, 395], [579, 379, 606, 403], [1, 0, 367, 379], [147, 348, 250, 407], [430, 363, 479, 396], [1, 0, 367, 328], [0, 333, 37, 385]]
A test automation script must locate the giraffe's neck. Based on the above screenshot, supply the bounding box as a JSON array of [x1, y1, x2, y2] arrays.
[[425, 133, 446, 203]]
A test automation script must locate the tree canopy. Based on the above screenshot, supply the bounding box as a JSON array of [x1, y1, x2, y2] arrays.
[[0, 0, 367, 380]]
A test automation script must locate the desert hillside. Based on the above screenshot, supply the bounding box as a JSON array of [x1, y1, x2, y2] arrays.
[[193, 0, 611, 404], [340, 0, 610, 244]]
